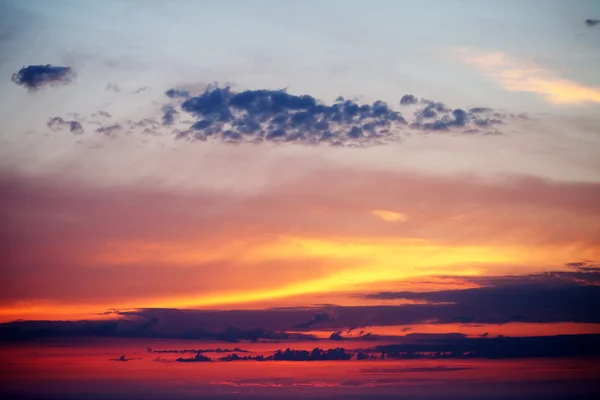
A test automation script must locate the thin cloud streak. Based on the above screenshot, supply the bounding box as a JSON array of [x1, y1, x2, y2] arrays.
[[454, 49, 600, 105]]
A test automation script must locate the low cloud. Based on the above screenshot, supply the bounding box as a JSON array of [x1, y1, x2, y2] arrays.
[[12, 64, 75, 90]]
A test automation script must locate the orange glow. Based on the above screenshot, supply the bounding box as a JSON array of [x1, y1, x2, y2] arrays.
[[2, 233, 597, 322], [454, 48, 600, 104]]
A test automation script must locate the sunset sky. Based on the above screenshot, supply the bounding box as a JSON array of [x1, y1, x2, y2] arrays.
[[1, 0, 600, 399]]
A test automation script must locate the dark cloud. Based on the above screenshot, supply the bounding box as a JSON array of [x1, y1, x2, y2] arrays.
[[585, 19, 599, 27], [359, 366, 475, 373], [176, 352, 211, 362], [170, 86, 408, 146], [375, 334, 600, 359], [95, 123, 122, 136], [400, 94, 419, 105], [47, 117, 84, 134], [12, 64, 74, 90], [165, 89, 191, 98], [167, 86, 504, 145], [294, 312, 333, 329], [271, 347, 352, 361], [162, 105, 178, 126]]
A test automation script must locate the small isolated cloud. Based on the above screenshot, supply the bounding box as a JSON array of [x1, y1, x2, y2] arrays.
[[585, 19, 599, 27], [95, 123, 122, 136], [47, 117, 84, 134], [372, 210, 409, 222], [106, 83, 121, 92], [454, 48, 600, 105], [12, 64, 74, 90], [165, 88, 191, 98], [135, 86, 150, 94]]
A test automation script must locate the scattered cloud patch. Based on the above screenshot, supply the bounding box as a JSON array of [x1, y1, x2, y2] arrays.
[[106, 83, 121, 92], [162, 105, 178, 125], [165, 88, 191, 98], [399, 95, 502, 132], [372, 210, 409, 222], [135, 86, 150, 94], [95, 123, 122, 136], [47, 117, 84, 134], [454, 48, 600, 105], [585, 19, 599, 27], [12, 64, 74, 90]]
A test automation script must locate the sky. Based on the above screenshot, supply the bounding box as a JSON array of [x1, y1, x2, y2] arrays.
[[1, 0, 600, 399]]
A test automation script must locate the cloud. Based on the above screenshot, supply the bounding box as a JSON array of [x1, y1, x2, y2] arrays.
[[165, 89, 191, 99], [47, 117, 84, 134], [95, 110, 112, 118], [363, 271, 600, 324], [95, 123, 122, 136], [172, 87, 410, 146], [585, 19, 599, 27], [454, 49, 600, 105], [359, 366, 475, 373], [400, 94, 418, 105], [11, 64, 75, 90], [162, 86, 507, 145], [106, 83, 121, 92], [397, 95, 503, 132], [162, 105, 178, 125], [375, 334, 600, 359], [371, 210, 409, 222]]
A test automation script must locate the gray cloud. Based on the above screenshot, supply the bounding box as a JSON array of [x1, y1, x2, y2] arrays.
[[95, 123, 122, 136], [47, 117, 84, 134], [585, 19, 599, 27]]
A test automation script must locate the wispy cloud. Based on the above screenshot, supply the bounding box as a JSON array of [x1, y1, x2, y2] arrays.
[[371, 210, 409, 222], [453, 49, 600, 105]]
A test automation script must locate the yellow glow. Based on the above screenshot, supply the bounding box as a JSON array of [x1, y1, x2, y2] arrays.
[[2, 234, 595, 322], [372, 210, 409, 222], [453, 48, 600, 105]]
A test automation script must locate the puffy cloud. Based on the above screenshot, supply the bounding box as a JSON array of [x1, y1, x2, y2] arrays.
[[95, 123, 122, 136], [11, 64, 74, 90], [172, 87, 408, 146], [165, 86, 504, 145], [400, 94, 418, 105], [47, 117, 84, 134]]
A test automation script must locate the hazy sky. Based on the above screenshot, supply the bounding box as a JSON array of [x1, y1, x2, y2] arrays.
[[0, 0, 599, 321]]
